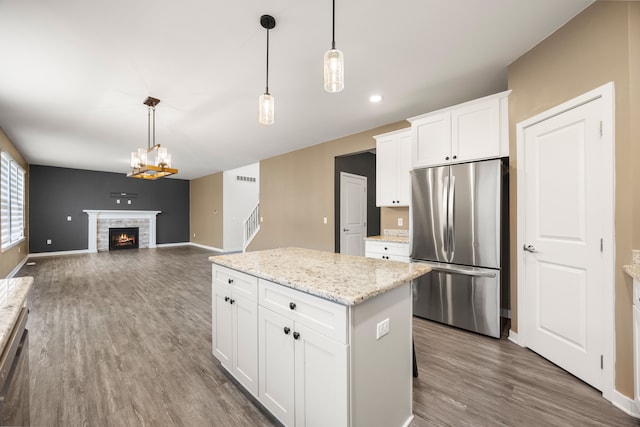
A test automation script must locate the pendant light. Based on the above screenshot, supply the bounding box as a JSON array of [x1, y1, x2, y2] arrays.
[[128, 97, 178, 180], [259, 15, 276, 125], [324, 0, 344, 93]]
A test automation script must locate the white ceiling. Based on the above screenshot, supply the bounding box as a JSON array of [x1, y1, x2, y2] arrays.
[[0, 0, 593, 180]]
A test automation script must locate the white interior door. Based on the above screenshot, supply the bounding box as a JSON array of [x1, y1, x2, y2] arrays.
[[340, 172, 367, 256], [521, 97, 605, 390]]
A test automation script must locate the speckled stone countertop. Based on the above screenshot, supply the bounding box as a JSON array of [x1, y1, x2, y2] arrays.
[[623, 265, 640, 281], [209, 247, 430, 306], [0, 276, 33, 356], [364, 235, 409, 244]]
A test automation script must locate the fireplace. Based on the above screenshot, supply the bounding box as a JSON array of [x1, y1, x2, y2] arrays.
[[109, 227, 139, 250]]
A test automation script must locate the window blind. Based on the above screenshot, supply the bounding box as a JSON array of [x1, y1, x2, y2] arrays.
[[1, 151, 25, 249]]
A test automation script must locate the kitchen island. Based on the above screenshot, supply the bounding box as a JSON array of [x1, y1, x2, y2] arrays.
[[209, 247, 430, 427]]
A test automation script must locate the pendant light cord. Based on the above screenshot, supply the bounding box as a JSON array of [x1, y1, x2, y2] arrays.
[[265, 27, 270, 95], [147, 106, 151, 149], [331, 0, 336, 50]]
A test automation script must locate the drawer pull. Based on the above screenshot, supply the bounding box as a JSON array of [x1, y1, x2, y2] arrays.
[[289, 302, 296, 310], [293, 332, 300, 340], [224, 296, 229, 302], [284, 327, 291, 335]]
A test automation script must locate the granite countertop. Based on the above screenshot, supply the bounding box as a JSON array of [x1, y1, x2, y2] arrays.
[[364, 235, 409, 244], [209, 247, 430, 306], [623, 264, 640, 281], [0, 276, 33, 356]]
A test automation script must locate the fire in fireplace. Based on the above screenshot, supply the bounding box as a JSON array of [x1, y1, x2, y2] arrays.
[[109, 227, 139, 250]]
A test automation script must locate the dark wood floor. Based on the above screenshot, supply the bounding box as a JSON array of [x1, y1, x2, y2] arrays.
[[16, 246, 639, 426]]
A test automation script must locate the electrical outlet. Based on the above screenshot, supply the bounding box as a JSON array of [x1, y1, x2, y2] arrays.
[[323, 217, 327, 224], [67, 216, 72, 221], [398, 217, 403, 227], [376, 318, 390, 340]]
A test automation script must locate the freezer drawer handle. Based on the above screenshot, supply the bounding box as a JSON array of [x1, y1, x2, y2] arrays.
[[428, 265, 497, 278], [523, 244, 537, 253]]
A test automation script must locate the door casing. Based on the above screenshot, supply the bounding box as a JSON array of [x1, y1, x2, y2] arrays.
[[515, 82, 615, 402]]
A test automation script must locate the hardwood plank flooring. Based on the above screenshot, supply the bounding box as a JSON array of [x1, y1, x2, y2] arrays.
[[15, 246, 639, 426]]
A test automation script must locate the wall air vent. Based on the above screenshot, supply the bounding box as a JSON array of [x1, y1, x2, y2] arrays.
[[236, 176, 256, 183]]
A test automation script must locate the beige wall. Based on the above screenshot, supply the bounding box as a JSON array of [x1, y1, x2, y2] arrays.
[[190, 172, 223, 249], [380, 207, 409, 232], [249, 122, 408, 252], [0, 127, 28, 277], [508, 1, 638, 398]]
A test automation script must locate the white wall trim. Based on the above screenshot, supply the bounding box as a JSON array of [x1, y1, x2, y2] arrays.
[[28, 249, 90, 258], [515, 82, 616, 402], [507, 330, 520, 346], [156, 242, 190, 248], [189, 242, 224, 252], [4, 255, 29, 278], [611, 390, 640, 419]]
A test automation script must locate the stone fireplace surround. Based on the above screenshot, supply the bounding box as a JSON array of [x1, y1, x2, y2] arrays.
[[83, 210, 160, 253]]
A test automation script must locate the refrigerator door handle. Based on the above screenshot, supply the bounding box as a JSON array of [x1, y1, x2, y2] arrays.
[[427, 264, 497, 278], [448, 175, 455, 259], [442, 175, 450, 254]]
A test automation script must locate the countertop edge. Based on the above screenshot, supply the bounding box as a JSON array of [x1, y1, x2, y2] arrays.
[[211, 258, 429, 305], [623, 264, 640, 281], [0, 276, 34, 357]]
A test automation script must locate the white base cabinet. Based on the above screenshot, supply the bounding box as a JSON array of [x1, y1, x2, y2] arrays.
[[212, 265, 259, 397], [365, 240, 410, 263], [634, 279, 640, 403], [212, 265, 414, 427]]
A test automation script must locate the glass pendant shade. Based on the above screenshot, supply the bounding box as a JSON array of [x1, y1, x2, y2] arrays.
[[259, 93, 274, 125], [324, 48, 344, 93]]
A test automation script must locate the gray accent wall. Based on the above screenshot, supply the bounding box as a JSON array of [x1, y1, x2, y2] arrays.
[[334, 152, 380, 253], [29, 165, 190, 253]]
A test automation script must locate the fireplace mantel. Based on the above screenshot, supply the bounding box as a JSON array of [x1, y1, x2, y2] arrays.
[[83, 210, 161, 253]]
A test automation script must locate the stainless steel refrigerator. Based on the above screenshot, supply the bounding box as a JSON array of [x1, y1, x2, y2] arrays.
[[410, 158, 508, 338]]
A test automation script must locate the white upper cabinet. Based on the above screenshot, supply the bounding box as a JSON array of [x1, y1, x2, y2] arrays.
[[409, 90, 510, 168], [375, 128, 411, 207]]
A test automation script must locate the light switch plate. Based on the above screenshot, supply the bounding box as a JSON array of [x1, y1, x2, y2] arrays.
[[398, 217, 403, 226]]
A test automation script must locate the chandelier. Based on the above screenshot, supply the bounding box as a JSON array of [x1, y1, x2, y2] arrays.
[[128, 96, 178, 180]]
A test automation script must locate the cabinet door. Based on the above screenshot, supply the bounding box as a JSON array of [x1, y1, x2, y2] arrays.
[[232, 293, 258, 397], [396, 132, 412, 205], [634, 305, 640, 402], [451, 97, 500, 163], [212, 285, 233, 368], [376, 136, 398, 206], [294, 323, 348, 427], [412, 112, 451, 168], [259, 307, 295, 427]]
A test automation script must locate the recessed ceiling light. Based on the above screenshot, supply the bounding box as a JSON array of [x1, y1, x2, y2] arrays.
[[369, 94, 382, 103]]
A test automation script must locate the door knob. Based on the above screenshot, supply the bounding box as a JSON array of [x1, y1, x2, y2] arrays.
[[523, 244, 537, 253]]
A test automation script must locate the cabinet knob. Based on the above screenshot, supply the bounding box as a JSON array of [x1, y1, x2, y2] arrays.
[[289, 302, 296, 310], [224, 296, 229, 302], [228, 278, 234, 284], [293, 332, 300, 340], [445, 156, 449, 161], [384, 247, 388, 250], [284, 326, 291, 335], [229, 299, 235, 305], [453, 155, 457, 160]]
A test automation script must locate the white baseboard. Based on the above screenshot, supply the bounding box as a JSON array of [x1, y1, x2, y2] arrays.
[[508, 330, 522, 346], [156, 242, 191, 248], [4, 255, 29, 278], [611, 390, 640, 419], [28, 249, 90, 258], [189, 242, 224, 252]]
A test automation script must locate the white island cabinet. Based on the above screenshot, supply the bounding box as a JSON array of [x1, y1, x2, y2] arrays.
[[211, 247, 431, 427]]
